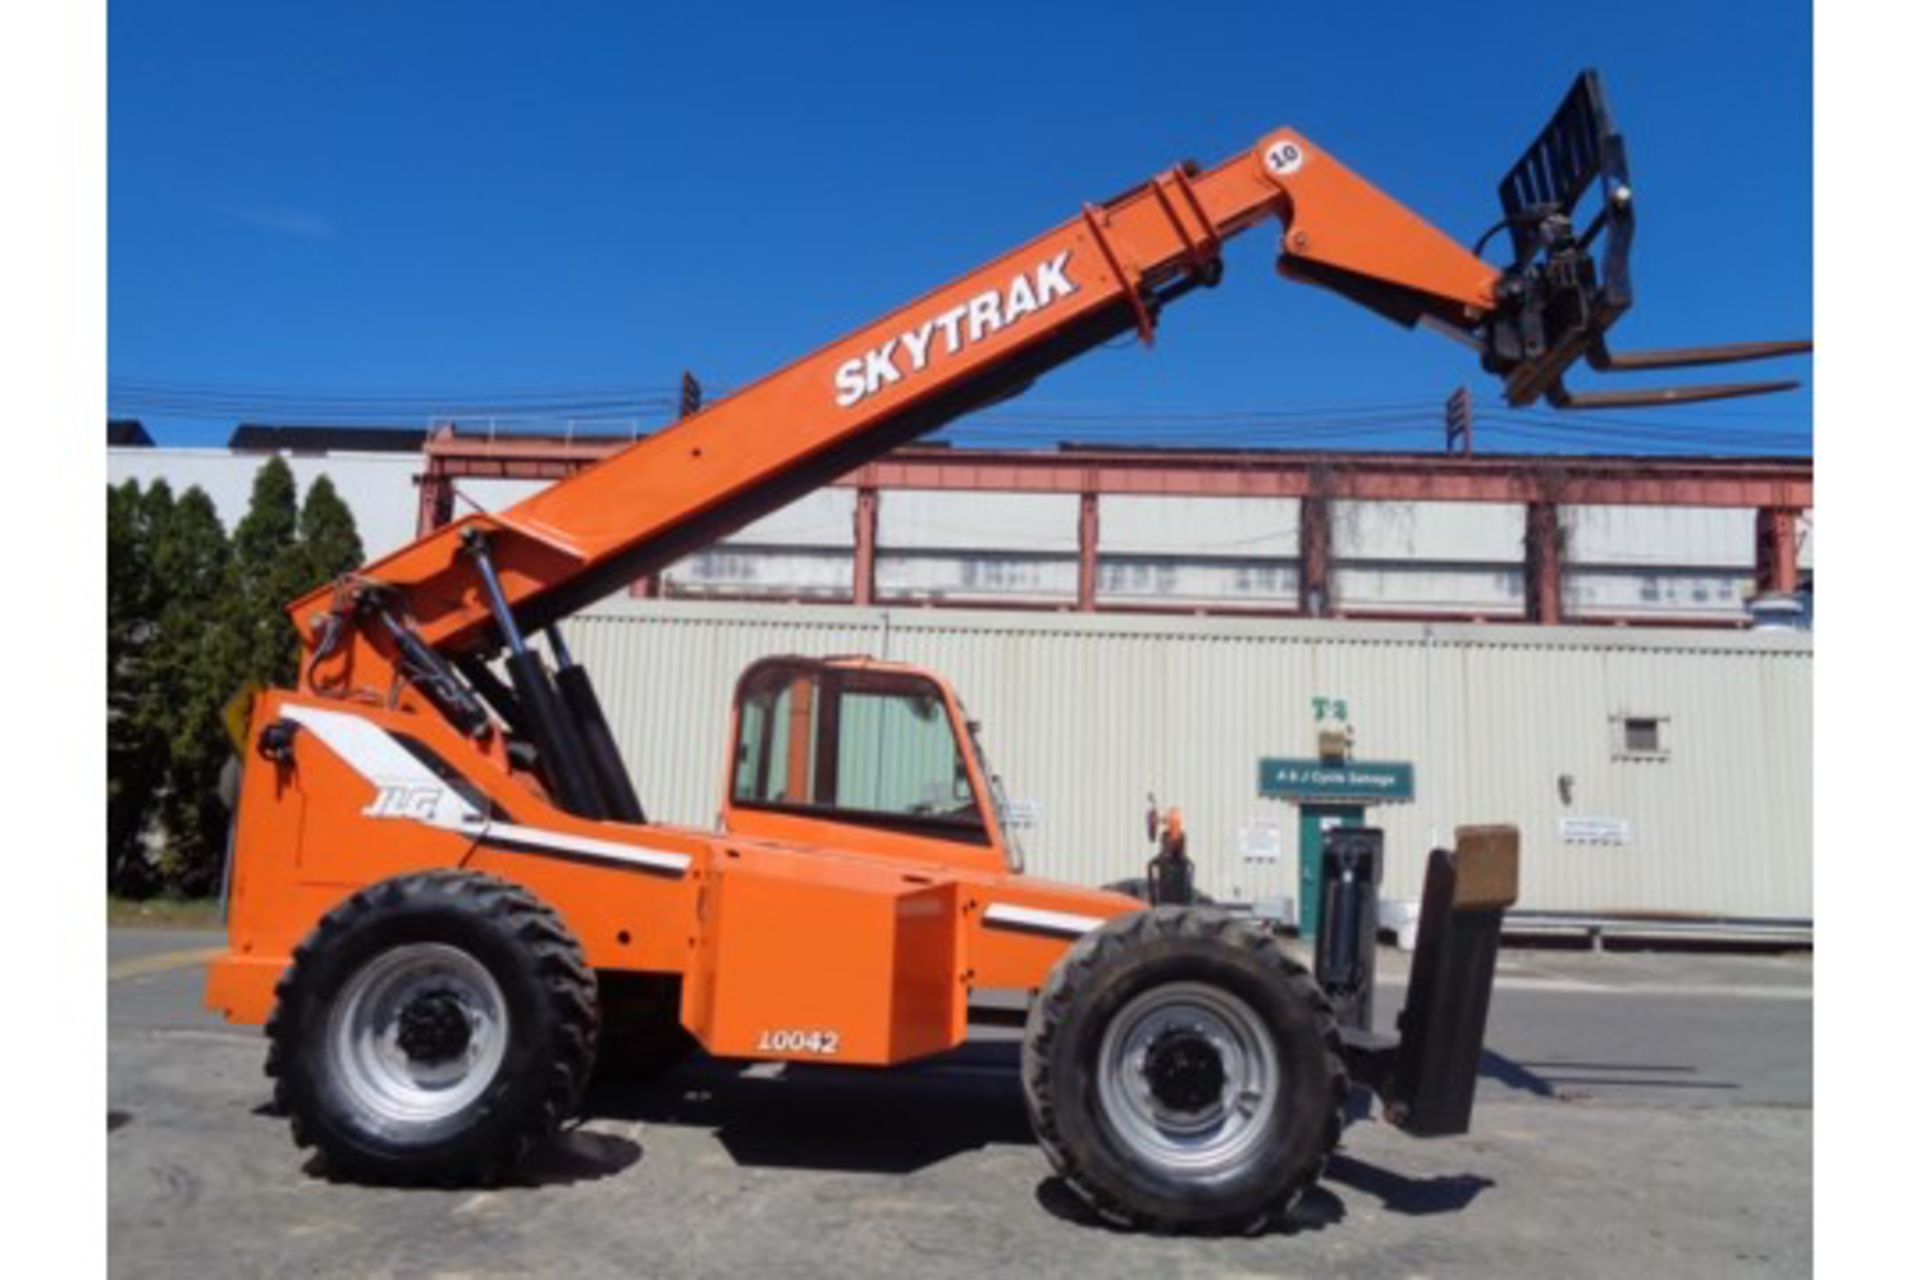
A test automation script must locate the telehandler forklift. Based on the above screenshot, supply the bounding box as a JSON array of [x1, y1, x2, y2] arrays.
[[207, 72, 1805, 1233]]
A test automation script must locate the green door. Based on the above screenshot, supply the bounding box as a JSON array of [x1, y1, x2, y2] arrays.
[[1298, 804, 1365, 938]]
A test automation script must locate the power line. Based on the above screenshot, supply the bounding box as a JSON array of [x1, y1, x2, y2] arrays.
[[1479, 414, 1808, 450], [1475, 423, 1805, 457], [1490, 408, 1809, 439], [109, 375, 1811, 457], [109, 376, 683, 401]]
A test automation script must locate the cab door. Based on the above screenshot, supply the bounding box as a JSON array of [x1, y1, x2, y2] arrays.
[[721, 659, 1012, 875]]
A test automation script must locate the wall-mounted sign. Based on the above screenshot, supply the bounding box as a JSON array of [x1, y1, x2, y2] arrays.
[[1560, 816, 1631, 846], [1238, 820, 1283, 863], [1258, 758, 1414, 803]]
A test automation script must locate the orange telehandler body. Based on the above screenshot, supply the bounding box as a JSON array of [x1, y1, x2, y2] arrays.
[[209, 111, 1504, 1047], [203, 72, 1802, 1231], [213, 659, 1107, 1065]]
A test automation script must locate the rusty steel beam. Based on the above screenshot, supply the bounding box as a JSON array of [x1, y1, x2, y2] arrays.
[[836, 452, 1812, 508], [1754, 507, 1803, 596], [1077, 492, 1099, 612], [414, 471, 454, 539], [421, 433, 1812, 515], [1524, 502, 1564, 626], [853, 487, 879, 607], [1300, 494, 1332, 617], [597, 587, 1747, 630]]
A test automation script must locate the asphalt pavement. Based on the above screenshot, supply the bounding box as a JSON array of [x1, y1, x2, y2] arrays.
[[109, 928, 1812, 1279]]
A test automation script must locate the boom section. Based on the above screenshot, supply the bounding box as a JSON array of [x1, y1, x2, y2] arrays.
[[294, 129, 1497, 691]]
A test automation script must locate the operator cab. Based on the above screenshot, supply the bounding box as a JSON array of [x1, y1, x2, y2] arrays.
[[721, 655, 1022, 875]]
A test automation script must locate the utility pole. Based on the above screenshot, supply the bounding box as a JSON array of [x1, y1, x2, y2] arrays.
[[1445, 386, 1473, 457]]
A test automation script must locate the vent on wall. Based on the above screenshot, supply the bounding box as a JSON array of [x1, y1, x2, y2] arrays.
[[1613, 714, 1669, 761]]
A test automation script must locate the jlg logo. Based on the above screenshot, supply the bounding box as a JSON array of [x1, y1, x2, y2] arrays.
[[363, 784, 450, 821], [833, 251, 1078, 407]]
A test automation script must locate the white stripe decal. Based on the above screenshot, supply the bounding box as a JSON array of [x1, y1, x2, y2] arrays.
[[282, 703, 690, 876], [282, 705, 435, 782], [984, 904, 1105, 937], [481, 823, 692, 874]]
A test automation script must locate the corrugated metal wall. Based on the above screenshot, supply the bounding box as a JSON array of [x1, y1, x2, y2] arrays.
[[565, 600, 1811, 921]]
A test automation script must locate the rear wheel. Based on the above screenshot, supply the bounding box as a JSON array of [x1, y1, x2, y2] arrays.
[[1022, 907, 1343, 1234], [266, 870, 598, 1185]]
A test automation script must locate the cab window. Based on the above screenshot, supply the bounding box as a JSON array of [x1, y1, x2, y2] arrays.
[[731, 665, 985, 840], [835, 687, 975, 818]]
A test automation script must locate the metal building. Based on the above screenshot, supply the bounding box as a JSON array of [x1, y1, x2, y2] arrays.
[[108, 425, 1814, 630], [418, 432, 1815, 629], [105, 423, 1814, 937], [563, 598, 1811, 936]]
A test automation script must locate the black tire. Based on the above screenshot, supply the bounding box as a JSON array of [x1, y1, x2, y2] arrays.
[[1100, 877, 1217, 908], [265, 869, 599, 1185], [593, 972, 697, 1084], [1021, 907, 1344, 1234]]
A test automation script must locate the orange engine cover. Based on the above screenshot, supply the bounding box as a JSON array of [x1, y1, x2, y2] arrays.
[[684, 850, 965, 1065]]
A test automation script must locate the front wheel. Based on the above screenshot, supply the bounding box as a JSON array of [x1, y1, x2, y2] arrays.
[[266, 870, 599, 1184], [1021, 907, 1344, 1234]]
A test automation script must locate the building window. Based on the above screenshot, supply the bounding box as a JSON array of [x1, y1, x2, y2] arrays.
[[1613, 715, 1669, 761]]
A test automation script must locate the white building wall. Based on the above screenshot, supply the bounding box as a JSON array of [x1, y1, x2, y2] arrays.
[[450, 477, 546, 518], [566, 600, 1811, 923], [1329, 501, 1527, 616], [1100, 496, 1299, 555], [1099, 496, 1299, 608], [660, 489, 858, 598], [876, 491, 1080, 603], [107, 448, 421, 558], [1563, 504, 1756, 622]]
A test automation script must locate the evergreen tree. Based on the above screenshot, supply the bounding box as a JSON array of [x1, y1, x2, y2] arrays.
[[107, 479, 168, 892], [229, 457, 305, 688], [107, 480, 149, 693], [149, 487, 240, 894], [105, 458, 366, 897], [296, 473, 365, 594]]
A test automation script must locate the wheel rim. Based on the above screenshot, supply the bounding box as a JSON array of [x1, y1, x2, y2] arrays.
[[1095, 981, 1279, 1178], [327, 943, 509, 1137]]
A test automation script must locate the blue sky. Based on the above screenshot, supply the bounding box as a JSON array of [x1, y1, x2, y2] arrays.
[[108, 0, 1812, 453]]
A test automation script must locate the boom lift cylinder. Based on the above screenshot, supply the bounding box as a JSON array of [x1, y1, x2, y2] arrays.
[[464, 529, 606, 819]]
